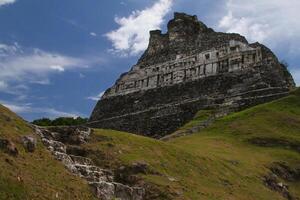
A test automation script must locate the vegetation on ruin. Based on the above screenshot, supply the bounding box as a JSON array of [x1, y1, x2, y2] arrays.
[[85, 88, 300, 199], [0, 88, 299, 199]]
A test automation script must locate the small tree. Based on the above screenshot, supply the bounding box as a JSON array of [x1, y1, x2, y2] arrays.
[[32, 117, 88, 127], [32, 118, 52, 126]]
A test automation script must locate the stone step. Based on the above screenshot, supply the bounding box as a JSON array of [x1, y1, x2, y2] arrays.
[[113, 182, 145, 200], [70, 155, 94, 165], [34, 126, 144, 200], [75, 165, 113, 182], [89, 181, 115, 200], [89, 182, 145, 200], [75, 164, 114, 182], [53, 151, 78, 173], [85, 171, 113, 183], [42, 138, 66, 153]]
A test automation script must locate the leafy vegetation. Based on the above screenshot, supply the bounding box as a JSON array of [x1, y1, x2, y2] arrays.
[[32, 116, 88, 126]]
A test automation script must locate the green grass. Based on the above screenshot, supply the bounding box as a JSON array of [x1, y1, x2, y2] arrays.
[[179, 109, 215, 130], [85, 88, 300, 200], [0, 105, 97, 200], [1, 88, 300, 199]]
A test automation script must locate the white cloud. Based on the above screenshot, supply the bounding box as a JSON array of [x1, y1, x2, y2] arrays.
[[291, 68, 300, 86], [87, 91, 105, 101], [90, 32, 97, 37], [50, 65, 65, 72], [105, 0, 173, 56], [219, 11, 270, 42], [30, 79, 51, 85], [79, 73, 85, 79], [2, 103, 30, 113], [0, 43, 95, 94], [2, 101, 81, 119], [0, 81, 8, 91], [218, 0, 300, 50], [0, 0, 15, 7]]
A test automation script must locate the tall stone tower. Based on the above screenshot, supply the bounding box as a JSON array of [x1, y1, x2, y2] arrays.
[[88, 13, 295, 138]]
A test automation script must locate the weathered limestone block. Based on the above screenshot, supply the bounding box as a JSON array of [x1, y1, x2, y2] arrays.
[[113, 183, 145, 200], [0, 138, 18, 156], [114, 183, 134, 200], [42, 138, 66, 153], [46, 126, 91, 145], [21, 135, 37, 152], [53, 151, 78, 173], [70, 155, 93, 166], [90, 181, 115, 200]]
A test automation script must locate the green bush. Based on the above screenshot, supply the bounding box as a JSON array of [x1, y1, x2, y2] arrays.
[[32, 117, 88, 126]]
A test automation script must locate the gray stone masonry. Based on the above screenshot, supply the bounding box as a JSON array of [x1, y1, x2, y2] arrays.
[[88, 12, 295, 138]]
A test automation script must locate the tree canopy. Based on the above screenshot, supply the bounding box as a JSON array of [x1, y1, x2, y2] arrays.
[[32, 117, 88, 126]]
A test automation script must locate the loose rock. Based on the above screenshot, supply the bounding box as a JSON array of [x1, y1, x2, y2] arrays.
[[21, 135, 37, 152], [33, 126, 145, 200], [0, 138, 18, 156]]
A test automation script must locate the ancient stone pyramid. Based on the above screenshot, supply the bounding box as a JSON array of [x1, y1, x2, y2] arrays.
[[88, 12, 295, 138]]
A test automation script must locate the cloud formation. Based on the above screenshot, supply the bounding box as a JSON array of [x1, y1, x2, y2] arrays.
[[2, 101, 80, 119], [218, 0, 300, 50], [106, 0, 173, 56], [0, 43, 89, 93], [87, 91, 105, 101], [0, 0, 15, 7], [291, 69, 300, 86]]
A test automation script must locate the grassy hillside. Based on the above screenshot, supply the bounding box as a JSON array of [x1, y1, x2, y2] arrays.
[[0, 88, 299, 200], [0, 105, 97, 200], [84, 88, 300, 200]]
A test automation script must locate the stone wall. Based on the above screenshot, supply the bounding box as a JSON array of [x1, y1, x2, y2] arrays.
[[88, 12, 295, 138], [103, 40, 263, 98]]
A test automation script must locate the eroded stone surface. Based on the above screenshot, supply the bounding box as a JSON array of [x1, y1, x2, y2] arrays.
[[88, 12, 295, 138], [0, 138, 18, 156], [21, 135, 37, 152], [33, 125, 145, 200]]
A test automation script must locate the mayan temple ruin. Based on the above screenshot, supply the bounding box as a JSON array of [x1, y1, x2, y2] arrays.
[[88, 12, 295, 138]]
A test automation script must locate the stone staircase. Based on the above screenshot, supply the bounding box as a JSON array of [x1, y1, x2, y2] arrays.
[[33, 125, 144, 200]]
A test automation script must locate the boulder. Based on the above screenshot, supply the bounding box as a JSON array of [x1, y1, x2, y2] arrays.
[[46, 126, 91, 145], [0, 138, 18, 156], [90, 181, 115, 200], [114, 183, 133, 200], [21, 135, 37, 152]]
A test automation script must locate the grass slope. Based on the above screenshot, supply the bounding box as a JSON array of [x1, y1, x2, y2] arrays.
[[0, 105, 97, 200], [86, 88, 300, 200]]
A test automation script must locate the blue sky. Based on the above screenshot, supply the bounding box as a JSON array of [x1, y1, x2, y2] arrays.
[[0, 0, 299, 121]]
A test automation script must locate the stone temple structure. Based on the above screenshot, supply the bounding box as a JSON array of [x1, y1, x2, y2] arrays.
[[88, 13, 295, 138]]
